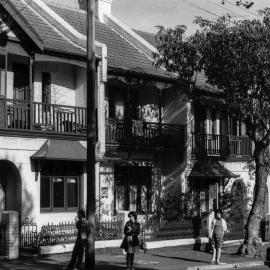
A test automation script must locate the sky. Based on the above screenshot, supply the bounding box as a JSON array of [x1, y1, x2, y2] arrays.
[[45, 0, 270, 36]]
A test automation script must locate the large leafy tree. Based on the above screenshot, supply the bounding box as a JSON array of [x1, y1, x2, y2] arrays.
[[154, 10, 270, 256]]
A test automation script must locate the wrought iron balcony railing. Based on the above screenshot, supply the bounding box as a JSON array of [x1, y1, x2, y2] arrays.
[[106, 118, 185, 149], [191, 132, 252, 158]]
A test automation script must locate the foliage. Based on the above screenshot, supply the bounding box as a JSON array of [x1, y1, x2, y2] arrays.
[[154, 11, 270, 152], [154, 10, 270, 255]]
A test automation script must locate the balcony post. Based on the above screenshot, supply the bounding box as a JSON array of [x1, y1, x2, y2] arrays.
[[125, 80, 132, 141], [158, 88, 163, 144], [29, 54, 34, 130]]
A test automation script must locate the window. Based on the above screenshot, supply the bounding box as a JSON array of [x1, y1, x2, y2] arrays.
[[0, 54, 6, 70], [40, 176, 80, 211], [40, 176, 51, 209]]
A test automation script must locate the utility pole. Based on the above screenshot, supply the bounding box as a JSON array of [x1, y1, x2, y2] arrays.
[[86, 0, 96, 269]]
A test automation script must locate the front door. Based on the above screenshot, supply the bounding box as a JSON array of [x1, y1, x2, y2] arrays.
[[114, 165, 151, 213]]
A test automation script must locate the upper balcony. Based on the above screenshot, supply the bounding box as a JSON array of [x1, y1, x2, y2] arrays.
[[0, 97, 87, 136], [192, 133, 253, 160], [106, 118, 185, 151], [0, 98, 186, 152]]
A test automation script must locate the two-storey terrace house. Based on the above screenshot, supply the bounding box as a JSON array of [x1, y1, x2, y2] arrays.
[[132, 33, 267, 219], [0, 0, 187, 227]]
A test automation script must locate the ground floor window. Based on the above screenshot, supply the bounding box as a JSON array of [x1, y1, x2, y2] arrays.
[[114, 165, 151, 213], [40, 176, 79, 211], [40, 161, 82, 212]]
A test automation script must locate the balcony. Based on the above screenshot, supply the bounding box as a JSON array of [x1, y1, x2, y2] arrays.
[[106, 118, 185, 150], [0, 98, 87, 135], [192, 133, 252, 159]]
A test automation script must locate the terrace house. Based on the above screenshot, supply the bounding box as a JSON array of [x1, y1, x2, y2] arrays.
[[0, 0, 186, 227]]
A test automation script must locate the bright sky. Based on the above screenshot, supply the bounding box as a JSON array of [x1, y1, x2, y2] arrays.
[[46, 0, 270, 35]]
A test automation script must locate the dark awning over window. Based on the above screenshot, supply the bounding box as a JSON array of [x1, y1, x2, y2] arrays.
[[189, 161, 238, 178], [31, 139, 86, 161]]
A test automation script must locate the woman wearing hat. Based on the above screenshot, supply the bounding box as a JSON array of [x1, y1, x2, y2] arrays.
[[120, 211, 140, 270]]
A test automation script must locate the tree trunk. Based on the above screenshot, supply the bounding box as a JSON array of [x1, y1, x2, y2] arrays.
[[239, 144, 268, 257]]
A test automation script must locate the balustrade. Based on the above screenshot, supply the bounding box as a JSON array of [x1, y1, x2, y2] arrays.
[[106, 118, 185, 148], [0, 98, 87, 135], [192, 132, 252, 158]]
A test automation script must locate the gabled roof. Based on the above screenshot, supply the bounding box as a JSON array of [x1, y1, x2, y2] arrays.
[[133, 29, 156, 48], [47, 3, 173, 80], [2, 0, 101, 58], [134, 29, 221, 94], [1, 0, 43, 51]]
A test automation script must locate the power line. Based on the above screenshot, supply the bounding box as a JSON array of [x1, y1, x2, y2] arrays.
[[181, 0, 220, 17], [208, 0, 250, 18], [226, 0, 259, 17]]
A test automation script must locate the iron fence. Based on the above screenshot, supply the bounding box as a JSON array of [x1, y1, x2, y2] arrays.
[[95, 218, 123, 240], [224, 222, 245, 241], [142, 218, 208, 241], [0, 222, 6, 256], [20, 219, 38, 250]]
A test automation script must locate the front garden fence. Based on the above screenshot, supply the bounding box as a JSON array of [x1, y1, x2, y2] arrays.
[[21, 216, 268, 251]]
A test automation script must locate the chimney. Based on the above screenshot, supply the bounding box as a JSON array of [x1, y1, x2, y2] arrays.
[[78, 0, 112, 22]]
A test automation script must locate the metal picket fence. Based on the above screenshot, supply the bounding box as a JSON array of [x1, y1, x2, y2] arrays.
[[142, 218, 208, 241], [0, 222, 6, 255]]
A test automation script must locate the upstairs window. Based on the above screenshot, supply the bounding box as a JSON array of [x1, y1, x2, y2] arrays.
[[0, 54, 6, 70]]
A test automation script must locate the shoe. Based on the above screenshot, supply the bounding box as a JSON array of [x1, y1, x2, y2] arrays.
[[210, 260, 215, 264], [215, 261, 220, 265]]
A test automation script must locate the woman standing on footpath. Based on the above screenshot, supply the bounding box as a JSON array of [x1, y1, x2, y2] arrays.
[[120, 211, 141, 270], [209, 209, 228, 265]]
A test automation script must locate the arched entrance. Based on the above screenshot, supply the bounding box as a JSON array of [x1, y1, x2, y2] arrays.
[[0, 160, 22, 212]]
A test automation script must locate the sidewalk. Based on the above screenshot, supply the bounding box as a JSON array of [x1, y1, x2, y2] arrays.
[[0, 245, 267, 270]]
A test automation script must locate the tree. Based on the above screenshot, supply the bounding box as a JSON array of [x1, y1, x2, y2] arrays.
[[154, 9, 270, 256]]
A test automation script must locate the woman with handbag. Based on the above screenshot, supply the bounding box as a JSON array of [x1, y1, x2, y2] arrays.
[[120, 211, 140, 270]]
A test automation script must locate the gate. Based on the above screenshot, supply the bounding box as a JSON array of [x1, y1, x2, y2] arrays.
[[20, 218, 38, 250]]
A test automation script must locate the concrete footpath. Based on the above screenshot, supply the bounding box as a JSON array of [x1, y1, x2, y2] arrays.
[[0, 245, 268, 270]]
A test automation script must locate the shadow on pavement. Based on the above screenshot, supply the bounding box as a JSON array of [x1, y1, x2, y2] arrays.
[[0, 259, 159, 270], [148, 252, 210, 264]]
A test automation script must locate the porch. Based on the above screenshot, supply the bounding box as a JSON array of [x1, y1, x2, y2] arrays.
[[192, 133, 252, 159]]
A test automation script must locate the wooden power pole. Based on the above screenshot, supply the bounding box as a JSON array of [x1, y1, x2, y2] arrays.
[[86, 0, 96, 269]]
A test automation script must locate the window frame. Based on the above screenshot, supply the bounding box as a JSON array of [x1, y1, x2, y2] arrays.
[[40, 175, 80, 212]]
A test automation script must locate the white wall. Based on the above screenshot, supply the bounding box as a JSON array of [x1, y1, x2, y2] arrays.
[[0, 137, 88, 229], [34, 62, 76, 106]]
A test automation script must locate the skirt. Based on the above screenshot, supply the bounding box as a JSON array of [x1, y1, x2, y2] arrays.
[[126, 235, 139, 253]]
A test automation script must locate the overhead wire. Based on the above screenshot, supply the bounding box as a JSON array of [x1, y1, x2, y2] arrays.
[[180, 0, 220, 17], [226, 0, 260, 17], [207, 0, 250, 18]]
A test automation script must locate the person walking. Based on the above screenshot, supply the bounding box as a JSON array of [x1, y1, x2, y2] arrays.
[[209, 209, 228, 265], [65, 209, 90, 270], [120, 211, 141, 270]]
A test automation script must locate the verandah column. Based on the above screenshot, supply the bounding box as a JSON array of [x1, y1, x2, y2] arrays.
[[29, 54, 34, 130]]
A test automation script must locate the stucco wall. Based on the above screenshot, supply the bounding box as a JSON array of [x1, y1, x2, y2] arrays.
[[34, 62, 76, 106], [75, 66, 87, 107], [0, 137, 87, 229]]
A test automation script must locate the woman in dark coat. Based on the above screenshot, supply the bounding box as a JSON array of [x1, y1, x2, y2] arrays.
[[120, 211, 140, 270]]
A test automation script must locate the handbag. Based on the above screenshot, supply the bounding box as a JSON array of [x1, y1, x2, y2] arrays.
[[120, 236, 128, 249]]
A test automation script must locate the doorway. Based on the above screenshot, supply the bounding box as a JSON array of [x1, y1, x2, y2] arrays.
[[0, 160, 21, 212]]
